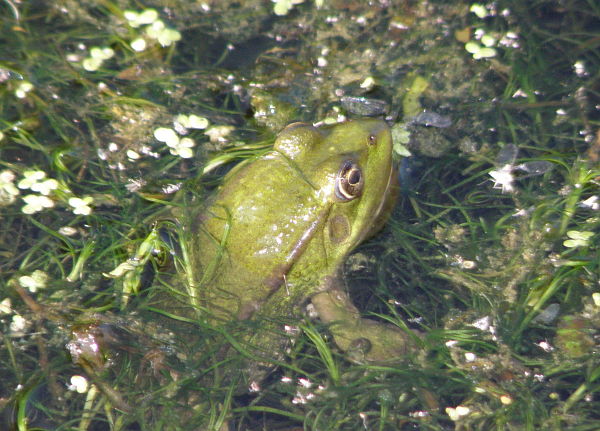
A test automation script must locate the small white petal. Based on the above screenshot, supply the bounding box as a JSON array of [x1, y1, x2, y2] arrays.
[[179, 137, 195, 148], [58, 226, 78, 236], [187, 115, 209, 129], [127, 149, 140, 160], [131, 38, 147, 52], [481, 34, 496, 47], [10, 314, 29, 334], [175, 114, 190, 128], [124, 10, 140, 23], [154, 127, 179, 146], [138, 9, 159, 25], [100, 47, 115, 60], [0, 298, 12, 314], [176, 147, 194, 158], [82, 57, 103, 71], [69, 375, 89, 393], [89, 47, 104, 59]]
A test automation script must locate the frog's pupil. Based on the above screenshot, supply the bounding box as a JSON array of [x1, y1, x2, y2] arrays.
[[348, 169, 361, 185]]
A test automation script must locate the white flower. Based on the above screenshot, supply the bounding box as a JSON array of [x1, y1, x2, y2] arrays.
[[175, 114, 209, 130], [154, 127, 179, 146], [273, 0, 305, 16], [18, 270, 49, 293], [446, 405, 471, 421], [126, 149, 140, 160], [122, 9, 179, 50], [125, 178, 147, 192], [143, 20, 181, 46], [360, 76, 375, 90], [31, 178, 58, 195], [82, 46, 114, 71], [130, 38, 147, 52], [155, 125, 196, 158], [68, 375, 89, 393], [469, 3, 488, 18], [58, 226, 78, 236], [10, 314, 30, 336], [124, 9, 158, 27], [0, 298, 12, 314], [563, 230, 594, 248], [90, 46, 114, 60], [145, 20, 166, 38], [18, 170, 46, 190], [17, 170, 58, 195], [137, 9, 159, 25], [204, 125, 234, 143], [124, 10, 141, 26], [22, 194, 54, 214], [489, 164, 515, 193], [68, 196, 94, 215], [157, 28, 181, 47], [579, 195, 599, 210], [574, 61, 587, 77], [0, 170, 20, 206], [481, 34, 496, 47], [465, 41, 497, 60], [169, 137, 195, 158], [82, 57, 103, 72], [15, 81, 33, 98]]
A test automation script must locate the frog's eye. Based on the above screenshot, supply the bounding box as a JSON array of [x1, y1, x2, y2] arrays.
[[367, 134, 377, 146], [335, 161, 364, 201]]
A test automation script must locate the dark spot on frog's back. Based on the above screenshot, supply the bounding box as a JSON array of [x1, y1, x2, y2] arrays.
[[328, 214, 350, 244]]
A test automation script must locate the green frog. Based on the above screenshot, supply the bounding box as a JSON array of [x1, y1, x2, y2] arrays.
[[179, 118, 415, 364], [63, 118, 417, 423]]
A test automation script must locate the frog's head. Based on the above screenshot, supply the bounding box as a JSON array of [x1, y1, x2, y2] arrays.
[[273, 118, 396, 272]]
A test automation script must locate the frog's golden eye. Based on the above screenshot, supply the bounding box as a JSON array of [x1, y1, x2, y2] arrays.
[[335, 160, 364, 201]]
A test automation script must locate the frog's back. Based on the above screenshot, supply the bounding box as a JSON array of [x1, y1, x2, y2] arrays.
[[192, 154, 328, 320]]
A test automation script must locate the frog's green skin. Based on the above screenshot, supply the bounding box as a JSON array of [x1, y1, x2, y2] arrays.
[[188, 118, 414, 363]]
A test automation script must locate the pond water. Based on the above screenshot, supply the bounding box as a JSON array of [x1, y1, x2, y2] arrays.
[[0, 1, 599, 430]]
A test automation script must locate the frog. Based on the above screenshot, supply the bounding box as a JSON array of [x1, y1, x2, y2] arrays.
[[178, 118, 416, 365]]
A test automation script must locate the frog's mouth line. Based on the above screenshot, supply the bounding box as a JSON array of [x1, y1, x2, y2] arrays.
[[236, 205, 332, 320]]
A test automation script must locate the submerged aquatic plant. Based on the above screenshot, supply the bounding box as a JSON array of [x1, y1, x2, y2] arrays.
[[0, 0, 599, 429]]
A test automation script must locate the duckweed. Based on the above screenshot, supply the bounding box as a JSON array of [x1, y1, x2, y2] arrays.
[[1, 1, 598, 430]]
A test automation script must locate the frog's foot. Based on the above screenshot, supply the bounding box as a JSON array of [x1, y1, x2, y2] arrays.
[[311, 289, 419, 363]]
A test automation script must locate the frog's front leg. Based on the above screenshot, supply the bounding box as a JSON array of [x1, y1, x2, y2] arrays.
[[311, 288, 419, 363]]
